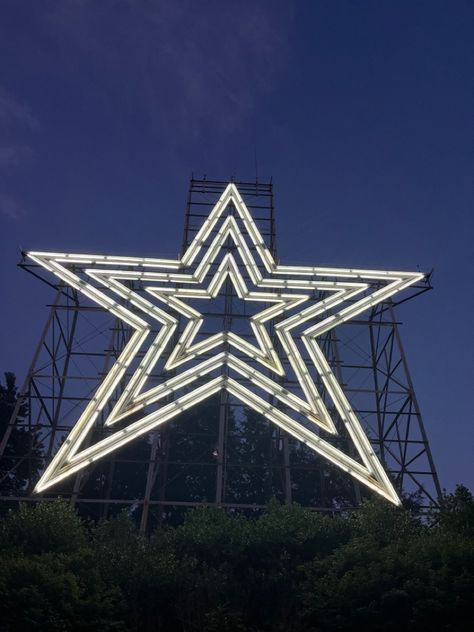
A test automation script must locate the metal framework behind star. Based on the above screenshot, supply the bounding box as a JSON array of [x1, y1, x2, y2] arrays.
[[28, 183, 424, 503]]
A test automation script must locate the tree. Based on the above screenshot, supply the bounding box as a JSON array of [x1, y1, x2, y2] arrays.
[[0, 494, 473, 631], [0, 373, 43, 497], [300, 497, 474, 631], [430, 484, 474, 537], [0, 502, 126, 630], [226, 406, 283, 505]]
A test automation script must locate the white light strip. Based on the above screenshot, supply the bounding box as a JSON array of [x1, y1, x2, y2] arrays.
[[301, 341, 398, 497], [35, 377, 224, 492], [274, 264, 422, 279], [28, 182, 424, 503], [226, 355, 329, 430], [29, 254, 148, 330], [146, 260, 311, 376], [110, 353, 228, 423], [303, 275, 424, 338], [31, 251, 182, 268], [225, 379, 400, 504]]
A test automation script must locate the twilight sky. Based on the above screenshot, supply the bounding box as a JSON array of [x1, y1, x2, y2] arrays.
[[0, 1, 472, 491]]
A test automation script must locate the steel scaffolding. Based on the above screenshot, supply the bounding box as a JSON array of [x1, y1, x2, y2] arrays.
[[0, 178, 441, 529]]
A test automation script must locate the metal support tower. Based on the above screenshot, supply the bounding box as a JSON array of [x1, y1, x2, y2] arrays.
[[0, 178, 441, 529]]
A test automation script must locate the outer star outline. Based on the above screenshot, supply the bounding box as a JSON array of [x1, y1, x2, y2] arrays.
[[28, 183, 423, 503]]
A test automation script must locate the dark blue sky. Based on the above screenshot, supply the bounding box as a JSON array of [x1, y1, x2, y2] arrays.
[[1, 1, 472, 491]]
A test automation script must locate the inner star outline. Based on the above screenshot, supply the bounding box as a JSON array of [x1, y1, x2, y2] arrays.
[[28, 183, 423, 503]]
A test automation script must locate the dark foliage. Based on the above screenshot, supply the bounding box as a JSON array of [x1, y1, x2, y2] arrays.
[[0, 373, 43, 497], [0, 373, 471, 629], [0, 486, 472, 631]]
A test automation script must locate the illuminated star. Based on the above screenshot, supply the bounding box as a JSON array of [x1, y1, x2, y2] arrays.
[[28, 184, 423, 503]]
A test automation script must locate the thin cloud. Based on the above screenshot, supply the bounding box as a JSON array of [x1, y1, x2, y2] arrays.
[[0, 192, 27, 221], [0, 90, 38, 166], [0, 92, 39, 131], [0, 90, 38, 221], [0, 145, 34, 169], [45, 0, 291, 135]]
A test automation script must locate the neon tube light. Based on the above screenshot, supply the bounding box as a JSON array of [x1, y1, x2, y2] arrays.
[[28, 183, 424, 503]]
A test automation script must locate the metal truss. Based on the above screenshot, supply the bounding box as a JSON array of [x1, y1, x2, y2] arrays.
[[0, 177, 441, 528]]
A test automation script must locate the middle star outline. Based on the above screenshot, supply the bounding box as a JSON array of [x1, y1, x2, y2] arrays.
[[88, 213, 352, 434]]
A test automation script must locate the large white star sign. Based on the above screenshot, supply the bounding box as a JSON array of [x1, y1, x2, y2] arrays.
[[28, 183, 424, 503]]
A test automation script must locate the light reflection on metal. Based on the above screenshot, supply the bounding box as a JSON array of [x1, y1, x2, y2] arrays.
[[29, 183, 423, 503]]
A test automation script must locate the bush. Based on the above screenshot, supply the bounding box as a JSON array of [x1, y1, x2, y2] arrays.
[[0, 491, 472, 631]]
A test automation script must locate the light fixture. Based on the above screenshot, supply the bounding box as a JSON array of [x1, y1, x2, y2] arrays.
[[29, 183, 423, 503]]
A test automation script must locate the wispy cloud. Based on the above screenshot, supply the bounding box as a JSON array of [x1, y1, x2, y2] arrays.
[[45, 0, 291, 135], [0, 92, 39, 131], [0, 144, 34, 169], [0, 90, 38, 221], [0, 192, 27, 221]]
